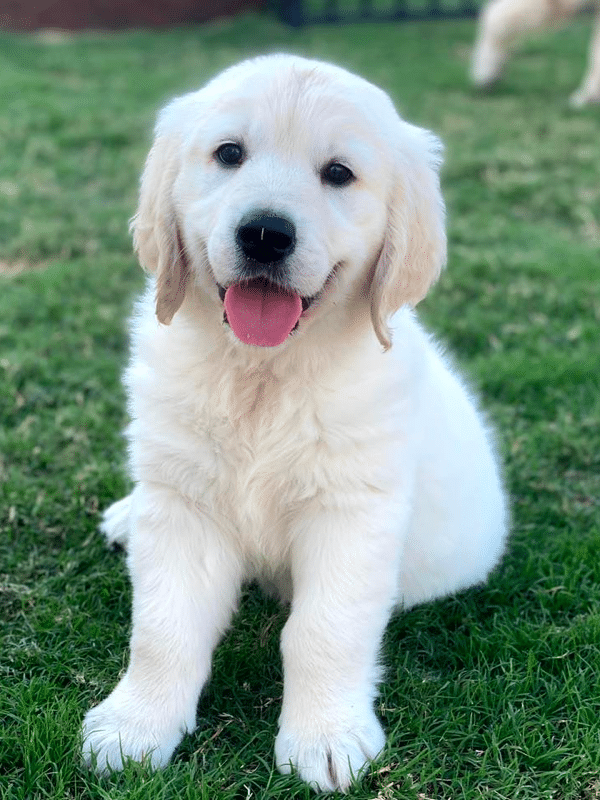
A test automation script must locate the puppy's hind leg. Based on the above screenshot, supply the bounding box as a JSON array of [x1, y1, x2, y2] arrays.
[[99, 494, 133, 549]]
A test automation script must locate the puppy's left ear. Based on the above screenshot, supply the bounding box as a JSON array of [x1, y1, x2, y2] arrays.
[[130, 98, 191, 325], [370, 123, 447, 349]]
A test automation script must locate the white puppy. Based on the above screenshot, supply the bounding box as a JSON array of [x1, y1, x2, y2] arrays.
[[471, 0, 600, 106], [82, 54, 507, 793]]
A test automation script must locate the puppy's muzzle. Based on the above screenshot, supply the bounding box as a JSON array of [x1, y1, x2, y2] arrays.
[[236, 211, 296, 279]]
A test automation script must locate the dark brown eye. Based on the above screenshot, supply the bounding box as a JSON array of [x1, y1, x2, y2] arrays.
[[216, 142, 244, 167], [321, 161, 354, 186]]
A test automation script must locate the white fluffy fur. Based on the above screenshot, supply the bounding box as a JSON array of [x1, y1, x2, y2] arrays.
[[82, 54, 507, 793], [471, 0, 600, 107]]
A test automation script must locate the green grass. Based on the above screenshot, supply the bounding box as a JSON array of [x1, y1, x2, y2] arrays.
[[1, 10, 599, 800]]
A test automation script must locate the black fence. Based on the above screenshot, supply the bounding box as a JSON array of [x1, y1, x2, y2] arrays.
[[276, 0, 481, 26]]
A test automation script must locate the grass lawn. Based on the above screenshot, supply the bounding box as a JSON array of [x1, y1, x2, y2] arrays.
[[1, 10, 600, 800]]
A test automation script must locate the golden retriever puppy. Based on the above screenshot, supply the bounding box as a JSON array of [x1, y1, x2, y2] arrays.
[[82, 54, 507, 792], [472, 0, 600, 106]]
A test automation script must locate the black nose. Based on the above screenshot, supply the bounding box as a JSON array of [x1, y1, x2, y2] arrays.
[[236, 211, 296, 264]]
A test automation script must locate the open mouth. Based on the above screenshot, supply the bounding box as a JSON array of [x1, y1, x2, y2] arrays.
[[218, 277, 316, 347]]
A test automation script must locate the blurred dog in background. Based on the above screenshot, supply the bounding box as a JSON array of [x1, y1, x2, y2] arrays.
[[471, 0, 600, 106]]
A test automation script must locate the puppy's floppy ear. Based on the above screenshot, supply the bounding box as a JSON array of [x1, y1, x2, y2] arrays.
[[130, 102, 190, 325], [370, 123, 447, 350]]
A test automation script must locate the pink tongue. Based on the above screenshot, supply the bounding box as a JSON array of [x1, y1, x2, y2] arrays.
[[224, 280, 303, 347]]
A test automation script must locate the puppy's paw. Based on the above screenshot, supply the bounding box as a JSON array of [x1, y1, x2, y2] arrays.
[[275, 710, 385, 793], [82, 685, 189, 773], [99, 495, 132, 548]]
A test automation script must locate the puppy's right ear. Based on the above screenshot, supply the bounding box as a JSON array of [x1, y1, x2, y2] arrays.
[[370, 123, 447, 350], [130, 104, 190, 325]]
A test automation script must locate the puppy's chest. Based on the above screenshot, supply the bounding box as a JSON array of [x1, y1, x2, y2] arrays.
[[184, 373, 326, 520], [180, 370, 372, 534], [139, 356, 396, 561]]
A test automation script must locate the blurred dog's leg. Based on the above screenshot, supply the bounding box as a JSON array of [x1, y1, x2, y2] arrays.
[[471, 0, 584, 87], [571, 8, 600, 104]]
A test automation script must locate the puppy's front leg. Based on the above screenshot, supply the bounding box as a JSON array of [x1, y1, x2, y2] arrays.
[[82, 484, 242, 773], [275, 500, 405, 793]]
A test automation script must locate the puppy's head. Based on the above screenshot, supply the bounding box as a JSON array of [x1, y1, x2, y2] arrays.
[[132, 54, 446, 349]]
